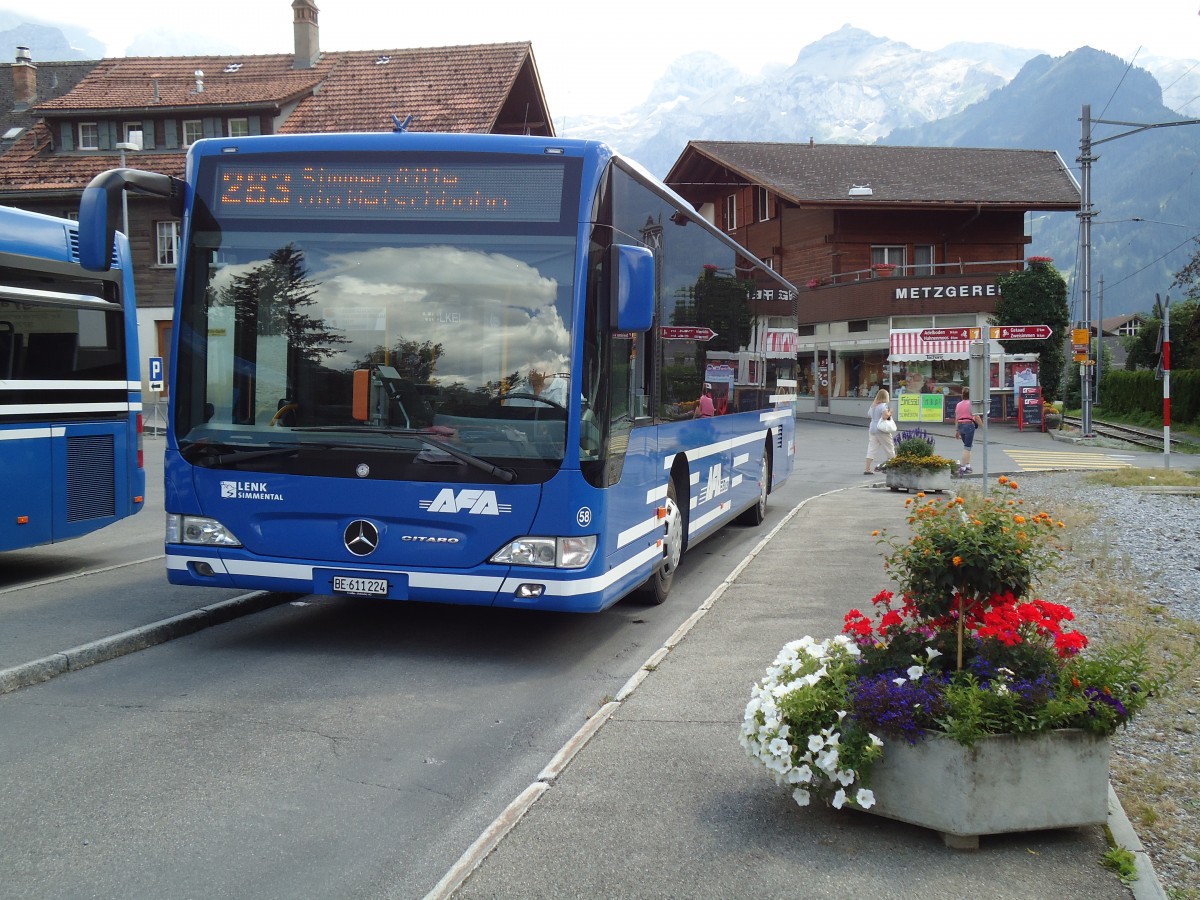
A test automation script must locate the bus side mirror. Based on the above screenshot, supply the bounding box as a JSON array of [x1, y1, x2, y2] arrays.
[[79, 173, 119, 271], [611, 244, 654, 333], [78, 168, 186, 272]]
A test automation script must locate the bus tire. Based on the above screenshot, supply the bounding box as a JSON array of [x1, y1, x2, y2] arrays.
[[737, 443, 771, 526], [638, 478, 684, 605]]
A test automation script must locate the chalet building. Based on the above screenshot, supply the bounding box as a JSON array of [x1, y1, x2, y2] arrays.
[[1101, 312, 1149, 369], [0, 0, 554, 387], [666, 141, 1081, 419]]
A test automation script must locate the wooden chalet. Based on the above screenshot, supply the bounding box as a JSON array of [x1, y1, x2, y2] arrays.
[[666, 141, 1081, 418]]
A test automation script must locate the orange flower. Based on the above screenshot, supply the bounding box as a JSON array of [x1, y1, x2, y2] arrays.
[[1014, 515, 1026, 524], [998, 476, 1008, 484], [952, 555, 963, 567], [871, 530, 880, 536]]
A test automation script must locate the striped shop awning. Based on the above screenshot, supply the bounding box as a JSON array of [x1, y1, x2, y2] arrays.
[[763, 329, 798, 356], [888, 329, 972, 361]]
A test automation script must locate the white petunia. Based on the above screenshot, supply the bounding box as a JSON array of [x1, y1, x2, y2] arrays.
[[832, 789, 847, 809], [767, 737, 791, 758], [925, 646, 942, 661], [836, 769, 855, 786], [906, 664, 924, 681], [816, 748, 840, 775], [792, 788, 811, 807], [856, 788, 876, 809], [807, 734, 825, 752], [892, 677, 906, 686]]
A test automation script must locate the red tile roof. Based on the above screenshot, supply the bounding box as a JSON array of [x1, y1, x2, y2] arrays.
[[1, 42, 550, 195], [32, 54, 332, 113], [280, 44, 540, 134]]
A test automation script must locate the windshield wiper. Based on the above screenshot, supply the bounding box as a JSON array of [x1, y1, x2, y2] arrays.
[[290, 426, 518, 483], [182, 442, 301, 467]]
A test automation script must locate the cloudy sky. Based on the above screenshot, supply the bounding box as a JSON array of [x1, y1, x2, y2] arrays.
[[4, 0, 1199, 118]]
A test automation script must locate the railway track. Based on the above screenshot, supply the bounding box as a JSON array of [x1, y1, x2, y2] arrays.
[[1059, 415, 1186, 451]]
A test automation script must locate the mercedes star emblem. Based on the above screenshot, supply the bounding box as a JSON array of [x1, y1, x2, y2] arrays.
[[343, 519, 380, 556]]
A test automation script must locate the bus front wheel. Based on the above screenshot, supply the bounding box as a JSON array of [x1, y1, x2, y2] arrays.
[[638, 479, 683, 605], [737, 445, 771, 526]]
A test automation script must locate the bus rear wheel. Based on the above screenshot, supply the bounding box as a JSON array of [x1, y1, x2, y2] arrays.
[[638, 480, 683, 605]]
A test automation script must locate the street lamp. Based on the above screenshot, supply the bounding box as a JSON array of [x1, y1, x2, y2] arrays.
[[115, 139, 140, 236]]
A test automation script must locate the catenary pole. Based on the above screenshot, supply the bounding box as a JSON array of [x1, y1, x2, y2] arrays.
[[1077, 106, 1200, 438]]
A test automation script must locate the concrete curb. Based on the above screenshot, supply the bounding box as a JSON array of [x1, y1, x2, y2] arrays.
[[0, 590, 288, 696], [1108, 784, 1168, 900]]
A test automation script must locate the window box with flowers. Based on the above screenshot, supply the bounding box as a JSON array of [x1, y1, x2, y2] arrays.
[[740, 479, 1176, 849], [871, 263, 897, 277]]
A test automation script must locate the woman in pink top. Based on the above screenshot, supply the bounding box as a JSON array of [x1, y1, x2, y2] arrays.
[[954, 388, 983, 474]]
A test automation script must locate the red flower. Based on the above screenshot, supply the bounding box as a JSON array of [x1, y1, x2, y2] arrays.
[[843, 609, 873, 638]]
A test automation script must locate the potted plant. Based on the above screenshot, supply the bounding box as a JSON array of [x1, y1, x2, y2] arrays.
[[741, 479, 1174, 848], [871, 262, 897, 277], [878, 435, 956, 492], [1044, 401, 1063, 430]]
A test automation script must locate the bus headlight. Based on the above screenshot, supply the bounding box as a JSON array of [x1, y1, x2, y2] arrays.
[[167, 513, 242, 547], [491, 535, 597, 569]]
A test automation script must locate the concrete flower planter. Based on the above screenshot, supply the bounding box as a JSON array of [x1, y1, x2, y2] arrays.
[[862, 730, 1110, 849], [884, 467, 953, 493]]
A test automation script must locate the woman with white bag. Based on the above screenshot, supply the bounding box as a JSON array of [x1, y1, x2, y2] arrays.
[[864, 388, 897, 474]]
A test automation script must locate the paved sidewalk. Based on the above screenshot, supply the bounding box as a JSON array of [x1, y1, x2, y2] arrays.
[[440, 483, 1148, 899]]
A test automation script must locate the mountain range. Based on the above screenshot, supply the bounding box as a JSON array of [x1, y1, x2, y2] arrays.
[[558, 27, 1200, 319], [3, 17, 1198, 318]]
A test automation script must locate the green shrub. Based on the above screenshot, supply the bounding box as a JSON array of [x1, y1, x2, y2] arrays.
[[895, 436, 934, 458]]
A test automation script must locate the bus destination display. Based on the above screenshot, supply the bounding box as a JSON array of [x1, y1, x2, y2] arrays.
[[213, 161, 567, 222]]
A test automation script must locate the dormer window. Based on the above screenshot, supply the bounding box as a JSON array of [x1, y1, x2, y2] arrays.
[[78, 122, 99, 150], [183, 120, 203, 147], [223, 63, 243, 73], [375, 56, 391, 65]]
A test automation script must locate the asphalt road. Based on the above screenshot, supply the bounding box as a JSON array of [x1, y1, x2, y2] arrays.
[[0, 422, 867, 899]]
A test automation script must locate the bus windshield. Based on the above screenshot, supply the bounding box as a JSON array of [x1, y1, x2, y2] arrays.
[[175, 152, 581, 479]]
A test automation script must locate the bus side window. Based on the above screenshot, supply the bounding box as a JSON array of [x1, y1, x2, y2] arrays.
[[0, 322, 20, 379], [25, 332, 78, 378]]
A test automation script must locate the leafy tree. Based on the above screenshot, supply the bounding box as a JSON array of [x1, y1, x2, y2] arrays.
[[216, 243, 346, 365], [355, 338, 445, 382], [993, 262, 1070, 400], [1123, 239, 1200, 372]]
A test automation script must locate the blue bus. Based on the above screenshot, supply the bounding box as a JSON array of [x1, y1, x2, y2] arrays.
[[0, 205, 145, 551], [78, 132, 796, 611]]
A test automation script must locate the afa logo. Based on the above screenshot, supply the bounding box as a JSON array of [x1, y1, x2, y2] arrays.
[[700, 463, 730, 504], [420, 489, 513, 515]]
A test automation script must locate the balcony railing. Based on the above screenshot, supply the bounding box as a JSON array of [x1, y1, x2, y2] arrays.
[[805, 258, 1031, 290]]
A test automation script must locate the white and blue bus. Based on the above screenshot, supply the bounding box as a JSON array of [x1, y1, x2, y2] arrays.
[[78, 132, 795, 611], [0, 205, 144, 551]]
